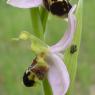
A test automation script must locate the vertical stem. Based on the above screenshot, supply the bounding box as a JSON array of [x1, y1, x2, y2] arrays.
[[40, 7, 49, 32], [43, 79, 53, 95], [30, 8, 44, 39]]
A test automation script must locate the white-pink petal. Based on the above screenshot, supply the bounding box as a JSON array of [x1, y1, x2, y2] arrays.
[[46, 53, 70, 95], [7, 0, 42, 8], [50, 5, 77, 53]]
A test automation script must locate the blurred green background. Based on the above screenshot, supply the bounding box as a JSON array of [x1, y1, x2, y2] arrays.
[[0, 0, 95, 95]]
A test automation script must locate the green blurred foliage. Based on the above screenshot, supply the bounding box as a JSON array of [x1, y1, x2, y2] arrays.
[[0, 0, 95, 95], [75, 0, 95, 95]]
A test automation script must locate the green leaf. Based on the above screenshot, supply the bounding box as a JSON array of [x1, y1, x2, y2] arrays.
[[64, 0, 83, 95]]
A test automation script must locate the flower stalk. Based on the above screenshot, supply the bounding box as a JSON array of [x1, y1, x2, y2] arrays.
[[40, 7, 48, 32], [43, 79, 53, 95], [30, 8, 44, 39]]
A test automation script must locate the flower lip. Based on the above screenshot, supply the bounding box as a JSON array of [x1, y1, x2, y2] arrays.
[[7, 0, 43, 8]]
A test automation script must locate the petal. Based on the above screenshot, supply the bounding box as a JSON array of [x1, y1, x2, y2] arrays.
[[45, 53, 70, 95], [50, 5, 77, 53], [7, 0, 42, 8]]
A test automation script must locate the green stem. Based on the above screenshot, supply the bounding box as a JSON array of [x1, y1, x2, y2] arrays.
[[30, 8, 44, 39], [42, 79, 53, 95], [40, 7, 49, 32]]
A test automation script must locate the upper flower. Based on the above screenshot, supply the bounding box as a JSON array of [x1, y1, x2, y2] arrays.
[[7, 0, 72, 17], [15, 5, 76, 95]]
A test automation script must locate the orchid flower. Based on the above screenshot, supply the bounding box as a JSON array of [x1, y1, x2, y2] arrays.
[[16, 5, 77, 95]]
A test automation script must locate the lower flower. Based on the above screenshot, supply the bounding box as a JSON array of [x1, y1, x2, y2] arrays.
[[14, 5, 76, 95]]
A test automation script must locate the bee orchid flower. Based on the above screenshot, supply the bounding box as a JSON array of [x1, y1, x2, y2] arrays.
[[14, 5, 76, 95], [7, 0, 72, 17], [11, 0, 76, 95]]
